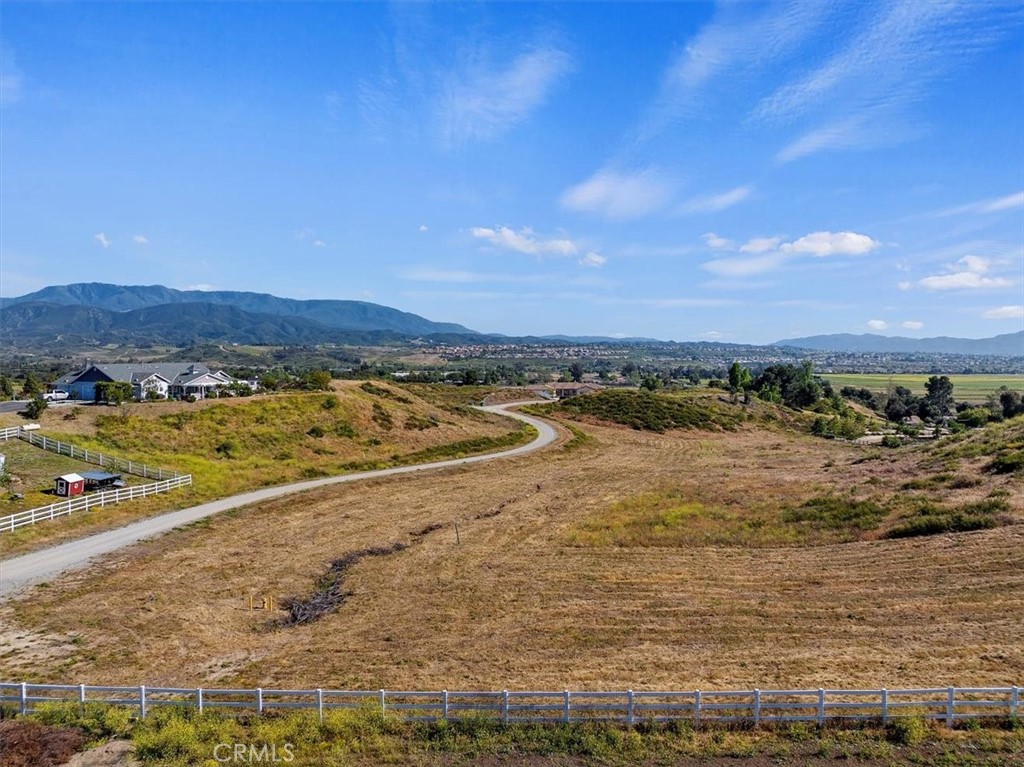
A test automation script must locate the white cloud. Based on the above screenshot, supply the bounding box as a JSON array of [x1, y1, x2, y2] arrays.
[[132, 235, 149, 245], [313, 239, 326, 247], [982, 305, 1024, 319], [919, 255, 1013, 290], [902, 320, 924, 330], [867, 319, 889, 331], [471, 226, 577, 257], [418, 224, 429, 232], [579, 251, 607, 268], [781, 231, 879, 257], [740, 236, 783, 254], [439, 47, 573, 146], [702, 252, 789, 277], [185, 283, 216, 292], [898, 280, 913, 291], [701, 233, 731, 249], [934, 191, 1024, 217], [679, 184, 753, 214], [94, 233, 110, 249], [560, 169, 672, 220], [701, 229, 878, 275]]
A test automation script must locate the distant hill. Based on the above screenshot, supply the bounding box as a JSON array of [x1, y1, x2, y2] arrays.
[[2, 282, 477, 336], [0, 301, 479, 348], [774, 331, 1024, 356]]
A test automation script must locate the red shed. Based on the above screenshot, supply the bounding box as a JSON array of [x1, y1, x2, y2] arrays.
[[55, 473, 85, 497]]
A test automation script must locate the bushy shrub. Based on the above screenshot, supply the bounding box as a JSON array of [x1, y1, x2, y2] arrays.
[[885, 715, 927, 745], [880, 434, 902, 448]]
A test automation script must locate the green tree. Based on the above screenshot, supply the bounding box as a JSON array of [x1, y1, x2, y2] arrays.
[[94, 381, 133, 404], [0, 374, 14, 400], [21, 373, 41, 398], [301, 369, 333, 391], [727, 362, 752, 391], [24, 396, 48, 419], [569, 362, 585, 383], [921, 375, 954, 420], [640, 376, 663, 391], [462, 369, 479, 386]]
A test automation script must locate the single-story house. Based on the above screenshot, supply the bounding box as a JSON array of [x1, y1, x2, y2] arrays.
[[54, 363, 236, 401], [551, 382, 603, 399]]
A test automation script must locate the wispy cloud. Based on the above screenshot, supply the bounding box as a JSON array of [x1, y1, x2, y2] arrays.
[[902, 320, 924, 330], [185, 283, 217, 292], [703, 251, 790, 277], [400, 268, 546, 284], [678, 184, 753, 215], [919, 255, 1014, 290], [702, 233, 731, 249], [132, 235, 149, 245], [982, 305, 1024, 319], [739, 236, 783, 254], [762, 1, 1019, 162], [94, 233, 111, 249], [579, 251, 607, 268], [867, 319, 888, 331], [560, 168, 673, 220], [418, 224, 429, 232], [932, 191, 1024, 218], [471, 226, 577, 257], [0, 48, 23, 105], [438, 47, 573, 147]]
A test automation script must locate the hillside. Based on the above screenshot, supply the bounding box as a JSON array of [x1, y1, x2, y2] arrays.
[[0, 301, 477, 348], [2, 282, 477, 335], [775, 330, 1024, 356]]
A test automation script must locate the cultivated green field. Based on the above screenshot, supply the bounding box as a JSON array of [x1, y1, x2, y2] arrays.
[[823, 373, 1023, 402]]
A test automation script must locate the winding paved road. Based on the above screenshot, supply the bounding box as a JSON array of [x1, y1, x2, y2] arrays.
[[0, 403, 556, 598]]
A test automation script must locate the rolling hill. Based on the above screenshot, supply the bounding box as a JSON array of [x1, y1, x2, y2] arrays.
[[2, 282, 477, 336], [774, 331, 1024, 356]]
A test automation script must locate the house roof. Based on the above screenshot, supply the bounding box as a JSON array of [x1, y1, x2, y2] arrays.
[[62, 363, 231, 387], [57, 473, 84, 483]]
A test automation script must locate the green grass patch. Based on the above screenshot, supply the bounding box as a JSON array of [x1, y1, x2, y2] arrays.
[[822, 374, 1024, 404], [544, 389, 753, 433], [10, 702, 1023, 767], [782, 496, 887, 531]]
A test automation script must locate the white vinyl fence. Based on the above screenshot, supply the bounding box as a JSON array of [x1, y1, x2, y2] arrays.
[[0, 475, 193, 532], [17, 430, 184, 480], [0, 426, 191, 532], [0, 683, 1018, 726]]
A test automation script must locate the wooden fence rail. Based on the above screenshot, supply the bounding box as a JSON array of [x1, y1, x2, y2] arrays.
[[0, 683, 1018, 726]]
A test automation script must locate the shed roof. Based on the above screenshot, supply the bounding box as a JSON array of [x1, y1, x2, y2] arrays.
[[57, 473, 85, 483]]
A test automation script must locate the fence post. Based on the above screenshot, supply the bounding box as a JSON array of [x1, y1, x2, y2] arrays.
[[257, 688, 263, 714], [197, 688, 203, 714], [20, 682, 27, 715], [693, 690, 701, 727], [316, 689, 323, 723], [563, 690, 570, 723], [502, 689, 509, 725], [881, 688, 888, 724], [753, 688, 761, 727], [946, 687, 955, 727], [442, 689, 448, 721], [139, 685, 147, 719], [380, 690, 386, 720], [1011, 686, 1019, 719], [79, 684, 86, 716], [627, 690, 634, 727], [817, 688, 825, 725]]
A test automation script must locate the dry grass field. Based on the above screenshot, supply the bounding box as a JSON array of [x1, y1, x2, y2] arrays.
[[2, 405, 1021, 694], [0, 382, 533, 555]]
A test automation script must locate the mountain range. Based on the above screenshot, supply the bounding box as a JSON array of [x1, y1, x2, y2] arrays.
[[2, 283, 1022, 355], [775, 332, 1024, 356]]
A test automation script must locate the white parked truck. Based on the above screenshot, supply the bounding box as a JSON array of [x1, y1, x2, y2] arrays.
[[43, 390, 70, 401]]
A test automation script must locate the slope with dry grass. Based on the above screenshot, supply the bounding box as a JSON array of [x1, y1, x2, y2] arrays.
[[0, 382, 531, 555], [3, 411, 1020, 693]]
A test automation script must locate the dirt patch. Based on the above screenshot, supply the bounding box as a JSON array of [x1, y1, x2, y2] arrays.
[[0, 719, 87, 767], [60, 740, 138, 767]]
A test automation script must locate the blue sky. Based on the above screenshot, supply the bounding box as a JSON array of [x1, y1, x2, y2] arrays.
[[2, 1, 1022, 343]]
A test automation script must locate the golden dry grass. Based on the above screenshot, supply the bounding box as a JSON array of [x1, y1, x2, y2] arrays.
[[3, 414, 1021, 693]]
